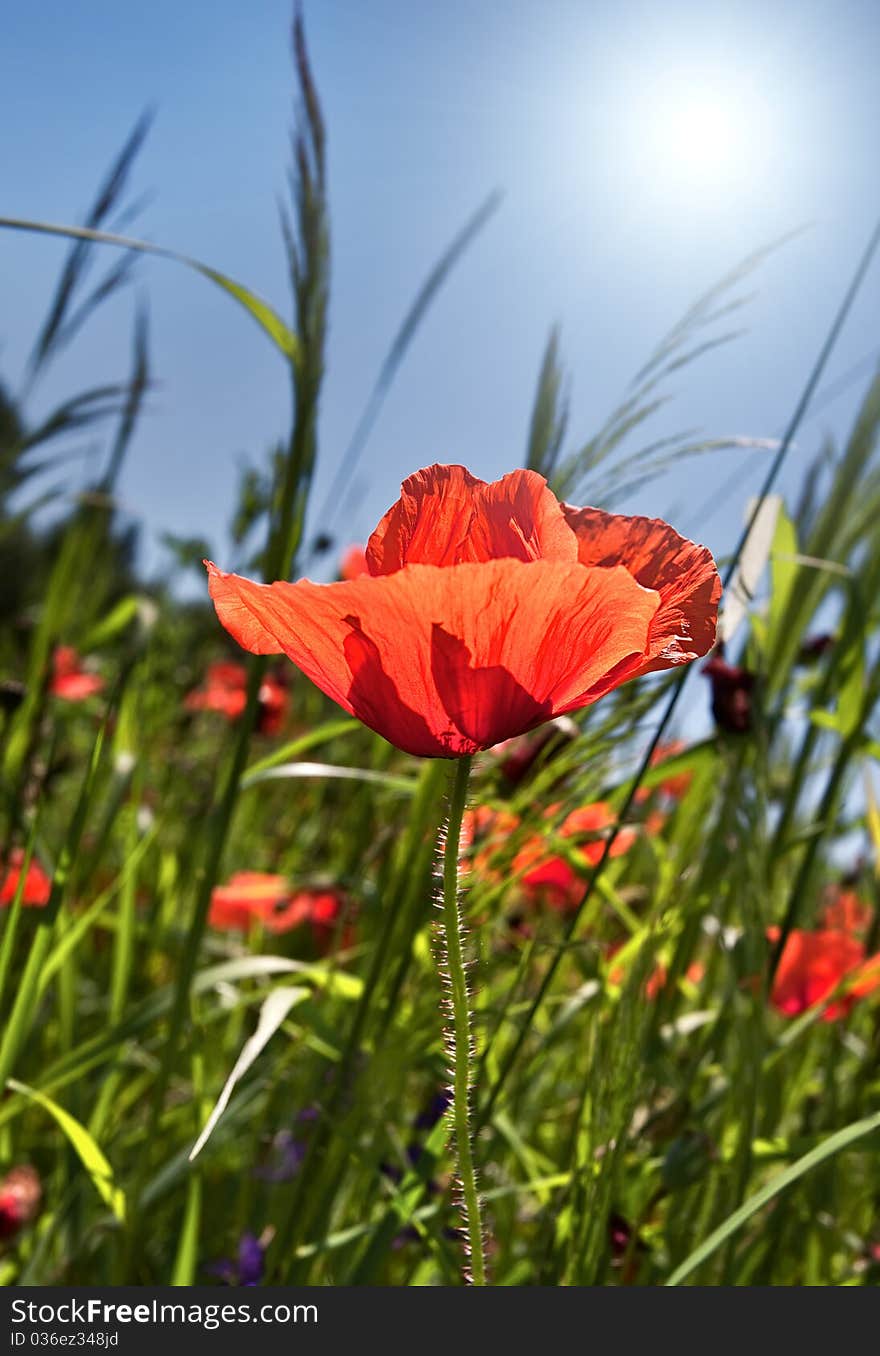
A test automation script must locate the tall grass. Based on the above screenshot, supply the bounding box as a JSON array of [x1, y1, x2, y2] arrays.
[[2, 12, 880, 1288]]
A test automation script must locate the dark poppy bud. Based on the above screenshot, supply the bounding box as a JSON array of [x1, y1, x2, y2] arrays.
[[702, 649, 755, 734], [493, 716, 579, 787], [608, 1211, 648, 1281], [797, 633, 835, 665]]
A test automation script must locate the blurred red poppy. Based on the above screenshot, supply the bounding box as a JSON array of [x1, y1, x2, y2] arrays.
[[186, 661, 288, 734], [50, 646, 104, 702], [208, 871, 290, 930], [206, 464, 720, 758], [0, 849, 51, 908], [340, 544, 369, 580], [209, 873, 353, 952], [513, 802, 637, 912], [769, 927, 880, 1021], [268, 887, 355, 951], [185, 661, 249, 721]]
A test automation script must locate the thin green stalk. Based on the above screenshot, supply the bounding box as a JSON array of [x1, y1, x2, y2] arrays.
[[439, 755, 487, 1285]]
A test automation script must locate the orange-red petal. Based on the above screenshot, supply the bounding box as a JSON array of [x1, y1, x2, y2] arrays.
[[770, 928, 870, 1021], [365, 465, 578, 574], [562, 505, 720, 674], [206, 557, 660, 758], [208, 871, 290, 931], [0, 850, 52, 908]]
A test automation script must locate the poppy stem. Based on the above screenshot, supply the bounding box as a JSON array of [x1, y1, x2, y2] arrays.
[[439, 753, 488, 1285]]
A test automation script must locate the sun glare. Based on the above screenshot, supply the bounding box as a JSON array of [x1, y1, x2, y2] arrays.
[[662, 96, 744, 178], [633, 72, 766, 201]]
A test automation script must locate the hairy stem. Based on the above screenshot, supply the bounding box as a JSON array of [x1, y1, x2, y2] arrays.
[[439, 754, 487, 1285]]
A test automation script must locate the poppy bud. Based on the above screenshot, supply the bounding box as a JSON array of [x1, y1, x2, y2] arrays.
[[492, 716, 578, 787], [797, 633, 834, 665], [702, 648, 755, 734]]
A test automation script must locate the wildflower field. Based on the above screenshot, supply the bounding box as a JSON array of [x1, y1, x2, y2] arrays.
[[2, 14, 880, 1288]]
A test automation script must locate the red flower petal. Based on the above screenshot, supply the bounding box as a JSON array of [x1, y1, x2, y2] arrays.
[[206, 557, 659, 758], [365, 465, 578, 574], [0, 850, 52, 908], [770, 928, 871, 1021], [50, 672, 105, 702], [205, 662, 248, 690], [208, 871, 290, 931], [562, 505, 720, 674]]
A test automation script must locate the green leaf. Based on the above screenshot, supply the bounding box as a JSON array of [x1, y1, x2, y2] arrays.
[[242, 718, 359, 780], [78, 595, 141, 652], [241, 760, 417, 795], [0, 217, 300, 365], [7, 1078, 126, 1223], [666, 1108, 880, 1285], [835, 625, 866, 738], [768, 502, 798, 642], [189, 986, 308, 1161]]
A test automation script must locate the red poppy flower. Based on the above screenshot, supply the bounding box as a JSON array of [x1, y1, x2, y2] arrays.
[[185, 661, 249, 721], [205, 464, 720, 758], [769, 928, 880, 1022], [513, 802, 637, 912], [0, 849, 51, 908], [49, 646, 104, 702], [186, 661, 289, 734], [208, 871, 290, 931], [268, 887, 355, 951], [340, 544, 369, 580]]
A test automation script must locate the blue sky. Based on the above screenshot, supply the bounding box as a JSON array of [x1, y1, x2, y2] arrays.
[[2, 0, 879, 592]]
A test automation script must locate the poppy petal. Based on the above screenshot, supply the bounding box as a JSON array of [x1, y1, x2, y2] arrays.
[[562, 505, 720, 673], [366, 464, 578, 574], [206, 557, 659, 757]]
